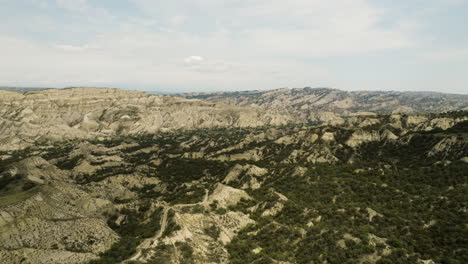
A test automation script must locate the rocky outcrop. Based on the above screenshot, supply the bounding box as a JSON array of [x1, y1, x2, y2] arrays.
[[0, 157, 118, 263], [207, 184, 251, 208], [346, 130, 381, 148], [223, 164, 268, 190], [164, 210, 254, 263], [0, 183, 118, 263]]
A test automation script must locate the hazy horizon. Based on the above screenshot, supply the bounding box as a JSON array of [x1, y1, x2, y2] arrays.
[[3, 85, 468, 96], [1, 0, 468, 93]]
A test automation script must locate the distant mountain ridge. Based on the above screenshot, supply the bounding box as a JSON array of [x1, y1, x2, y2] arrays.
[[0, 86, 51, 94], [181, 87, 468, 122]]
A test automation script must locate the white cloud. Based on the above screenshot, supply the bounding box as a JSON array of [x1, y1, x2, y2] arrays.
[[184, 56, 204, 64], [171, 16, 187, 25], [0, 34, 334, 91], [54, 44, 93, 52], [130, 0, 417, 56]]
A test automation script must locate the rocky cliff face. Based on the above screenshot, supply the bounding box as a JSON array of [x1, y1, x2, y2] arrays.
[[0, 88, 298, 151], [182, 87, 468, 121]]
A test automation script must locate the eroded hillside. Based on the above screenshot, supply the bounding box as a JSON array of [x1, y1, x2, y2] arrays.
[[183, 87, 468, 122], [0, 112, 467, 264], [0, 88, 298, 151]]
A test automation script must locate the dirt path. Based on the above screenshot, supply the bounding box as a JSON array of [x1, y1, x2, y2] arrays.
[[151, 207, 170, 247], [126, 189, 208, 262], [127, 207, 170, 262]]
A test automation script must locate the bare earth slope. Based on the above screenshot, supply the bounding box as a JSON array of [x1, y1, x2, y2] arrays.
[[0, 88, 298, 151]]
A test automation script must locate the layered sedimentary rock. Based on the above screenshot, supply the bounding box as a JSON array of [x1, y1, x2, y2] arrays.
[[0, 88, 298, 151], [182, 87, 468, 122]]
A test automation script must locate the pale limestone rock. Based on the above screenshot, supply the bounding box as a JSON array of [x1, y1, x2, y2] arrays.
[[261, 202, 284, 217], [223, 164, 267, 190], [428, 136, 458, 157], [406, 115, 428, 126], [292, 166, 308, 177], [367, 234, 388, 247], [429, 118, 455, 130], [275, 135, 296, 145], [382, 129, 398, 140], [182, 152, 204, 159], [321, 132, 335, 141], [274, 192, 288, 202], [252, 247, 262, 254], [366, 207, 383, 222], [161, 209, 254, 262], [207, 183, 251, 208], [419, 259, 436, 264], [423, 220, 437, 229], [359, 118, 380, 128], [346, 130, 381, 148], [349, 112, 376, 116]]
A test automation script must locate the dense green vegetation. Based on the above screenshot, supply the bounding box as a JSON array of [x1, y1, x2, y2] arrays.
[[226, 133, 468, 264], [162, 209, 181, 238], [89, 206, 163, 264], [55, 154, 83, 170], [1, 111, 466, 264], [0, 148, 34, 173]]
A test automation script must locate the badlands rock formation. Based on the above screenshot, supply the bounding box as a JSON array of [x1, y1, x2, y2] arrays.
[[0, 88, 298, 151], [183, 87, 468, 121], [0, 87, 467, 264]]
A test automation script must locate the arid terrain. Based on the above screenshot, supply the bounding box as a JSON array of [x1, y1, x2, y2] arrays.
[[0, 87, 467, 264]]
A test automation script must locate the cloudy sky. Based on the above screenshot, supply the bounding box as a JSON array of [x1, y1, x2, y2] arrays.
[[1, 0, 467, 93]]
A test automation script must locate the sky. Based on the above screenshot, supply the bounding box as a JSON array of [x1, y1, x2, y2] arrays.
[[1, 0, 467, 93]]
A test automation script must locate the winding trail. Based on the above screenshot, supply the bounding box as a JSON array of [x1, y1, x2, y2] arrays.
[[127, 207, 170, 262], [151, 207, 170, 247], [126, 189, 208, 263]]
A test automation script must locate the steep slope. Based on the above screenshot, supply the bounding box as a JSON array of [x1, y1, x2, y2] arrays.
[[182, 87, 468, 121], [0, 88, 299, 151]]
